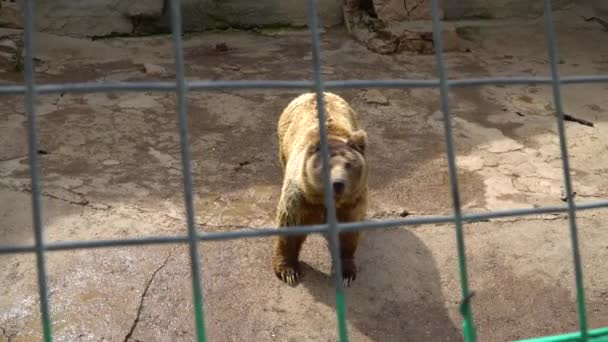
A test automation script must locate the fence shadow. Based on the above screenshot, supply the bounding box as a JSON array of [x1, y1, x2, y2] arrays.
[[300, 228, 463, 342]]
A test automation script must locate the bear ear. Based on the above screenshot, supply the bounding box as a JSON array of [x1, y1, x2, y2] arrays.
[[347, 130, 367, 154]]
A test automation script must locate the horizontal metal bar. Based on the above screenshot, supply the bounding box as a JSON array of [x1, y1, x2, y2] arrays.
[[1, 75, 607, 95], [191, 80, 314, 90], [340, 198, 608, 232], [200, 223, 329, 241], [0, 80, 314, 95], [448, 75, 608, 87], [0, 235, 189, 254], [516, 326, 608, 342], [463, 199, 608, 221], [327, 79, 438, 88], [330, 75, 608, 88], [2, 199, 607, 255], [0, 225, 329, 254]]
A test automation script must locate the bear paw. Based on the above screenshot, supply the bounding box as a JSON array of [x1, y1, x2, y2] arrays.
[[274, 263, 301, 286], [341, 259, 357, 288]]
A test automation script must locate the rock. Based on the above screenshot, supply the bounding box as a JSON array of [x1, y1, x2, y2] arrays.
[[143, 63, 166, 76], [180, 0, 342, 31], [482, 139, 524, 154], [396, 31, 434, 54], [241, 68, 258, 75], [457, 155, 485, 172], [220, 63, 240, 71], [373, 0, 443, 22], [0, 39, 17, 53], [442, 29, 468, 52], [0, 51, 13, 68], [386, 22, 468, 54], [34, 0, 165, 38], [102, 160, 120, 166], [215, 42, 229, 52], [90, 202, 111, 210], [586, 104, 602, 112], [345, 10, 466, 55], [560, 188, 577, 202], [241, 67, 269, 75], [483, 153, 499, 167], [362, 90, 390, 105], [430, 110, 457, 127], [321, 66, 335, 75], [0, 2, 23, 29], [367, 36, 399, 54]]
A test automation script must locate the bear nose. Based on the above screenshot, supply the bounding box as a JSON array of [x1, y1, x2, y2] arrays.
[[332, 180, 345, 195]]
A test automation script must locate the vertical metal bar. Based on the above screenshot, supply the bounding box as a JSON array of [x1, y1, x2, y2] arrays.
[[22, 0, 53, 340], [430, 0, 476, 341], [168, 0, 208, 340], [542, 1, 588, 340], [306, 0, 349, 341]]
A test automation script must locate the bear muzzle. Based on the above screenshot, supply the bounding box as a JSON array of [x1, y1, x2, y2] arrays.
[[332, 179, 346, 196]]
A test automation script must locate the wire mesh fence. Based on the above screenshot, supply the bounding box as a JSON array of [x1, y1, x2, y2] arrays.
[[2, 0, 608, 341]]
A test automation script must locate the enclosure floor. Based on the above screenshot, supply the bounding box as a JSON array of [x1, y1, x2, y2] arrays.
[[1, 6, 608, 342]]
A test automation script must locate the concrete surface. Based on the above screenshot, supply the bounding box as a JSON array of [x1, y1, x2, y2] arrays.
[[1, 5, 608, 342]]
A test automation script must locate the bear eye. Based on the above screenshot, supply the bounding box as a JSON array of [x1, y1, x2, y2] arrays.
[[345, 162, 351, 169]]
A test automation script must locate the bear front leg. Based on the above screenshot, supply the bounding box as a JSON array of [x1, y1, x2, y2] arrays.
[[324, 231, 360, 288], [335, 200, 366, 287], [271, 190, 307, 286], [339, 231, 360, 287], [272, 233, 306, 286]]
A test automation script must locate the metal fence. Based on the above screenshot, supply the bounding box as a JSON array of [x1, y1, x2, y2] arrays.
[[1, 0, 608, 341]]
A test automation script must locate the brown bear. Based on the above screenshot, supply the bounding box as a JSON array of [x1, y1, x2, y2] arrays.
[[272, 91, 368, 287]]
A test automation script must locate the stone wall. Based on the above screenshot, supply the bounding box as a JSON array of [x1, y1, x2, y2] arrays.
[[373, 0, 441, 22], [0, 0, 587, 38], [342, 0, 580, 56], [31, 0, 343, 38], [371, 0, 575, 23], [178, 0, 343, 32], [33, 0, 165, 37], [442, 0, 574, 20], [590, 0, 608, 16]]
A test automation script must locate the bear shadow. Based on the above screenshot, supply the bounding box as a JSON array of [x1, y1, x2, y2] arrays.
[[300, 228, 463, 342]]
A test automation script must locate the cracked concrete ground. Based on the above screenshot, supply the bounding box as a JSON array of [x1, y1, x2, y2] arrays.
[[2, 6, 608, 342]]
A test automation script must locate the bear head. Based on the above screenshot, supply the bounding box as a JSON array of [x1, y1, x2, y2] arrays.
[[303, 130, 368, 203]]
